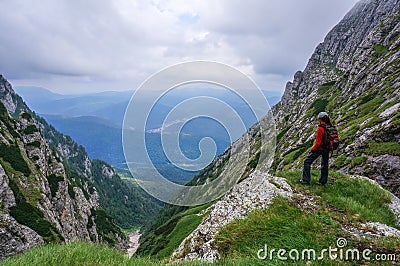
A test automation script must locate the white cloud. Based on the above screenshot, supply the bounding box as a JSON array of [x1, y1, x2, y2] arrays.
[[0, 0, 359, 93]]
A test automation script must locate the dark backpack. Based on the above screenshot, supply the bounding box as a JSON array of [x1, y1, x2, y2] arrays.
[[321, 124, 340, 154]]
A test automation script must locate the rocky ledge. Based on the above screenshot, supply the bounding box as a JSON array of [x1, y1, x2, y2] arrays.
[[170, 170, 293, 262], [171, 172, 400, 263]]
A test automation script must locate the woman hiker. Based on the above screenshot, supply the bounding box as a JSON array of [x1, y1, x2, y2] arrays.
[[300, 111, 332, 185]]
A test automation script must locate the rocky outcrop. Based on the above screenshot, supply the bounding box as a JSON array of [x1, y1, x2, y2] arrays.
[[0, 108, 97, 258], [0, 76, 21, 115], [0, 163, 44, 258], [0, 214, 44, 259], [345, 222, 400, 239], [272, 0, 400, 195], [170, 171, 400, 263], [0, 77, 127, 259], [170, 171, 293, 262]]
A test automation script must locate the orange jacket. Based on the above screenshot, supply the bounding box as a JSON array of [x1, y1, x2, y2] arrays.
[[312, 121, 328, 151]]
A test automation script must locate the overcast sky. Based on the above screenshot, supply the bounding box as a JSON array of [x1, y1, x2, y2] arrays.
[[0, 0, 359, 94]]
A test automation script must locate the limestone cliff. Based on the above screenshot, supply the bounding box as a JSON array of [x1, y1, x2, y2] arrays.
[[0, 76, 127, 259], [273, 0, 400, 195]]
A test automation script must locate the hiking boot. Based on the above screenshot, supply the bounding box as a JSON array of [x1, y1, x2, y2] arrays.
[[299, 179, 310, 185], [317, 182, 327, 186]]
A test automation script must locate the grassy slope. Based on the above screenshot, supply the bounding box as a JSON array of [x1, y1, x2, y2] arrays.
[[214, 170, 400, 265], [4, 171, 399, 265], [0, 242, 220, 266], [137, 203, 212, 260], [0, 242, 159, 266]]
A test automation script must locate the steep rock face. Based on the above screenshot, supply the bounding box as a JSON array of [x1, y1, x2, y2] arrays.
[[163, 0, 400, 262], [272, 0, 400, 195], [0, 76, 127, 259], [0, 164, 44, 258], [170, 171, 292, 262], [0, 76, 22, 116], [0, 102, 97, 258]]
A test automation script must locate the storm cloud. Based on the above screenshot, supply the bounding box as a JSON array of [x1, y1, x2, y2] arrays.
[[0, 0, 359, 93]]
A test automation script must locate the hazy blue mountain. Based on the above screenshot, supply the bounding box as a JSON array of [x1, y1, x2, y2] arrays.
[[15, 86, 132, 126], [15, 86, 281, 124], [42, 114, 124, 166], [17, 86, 281, 183]]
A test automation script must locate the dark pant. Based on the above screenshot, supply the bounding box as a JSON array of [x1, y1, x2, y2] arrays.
[[302, 150, 329, 184]]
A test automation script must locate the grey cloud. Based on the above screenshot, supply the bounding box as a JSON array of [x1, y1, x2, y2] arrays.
[[197, 0, 359, 76], [0, 0, 360, 93]]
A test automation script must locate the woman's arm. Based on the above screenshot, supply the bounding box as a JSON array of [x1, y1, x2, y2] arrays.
[[311, 126, 324, 151]]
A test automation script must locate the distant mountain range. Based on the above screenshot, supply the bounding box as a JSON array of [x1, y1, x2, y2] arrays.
[[15, 86, 281, 127], [14, 86, 132, 126], [15, 86, 282, 183]]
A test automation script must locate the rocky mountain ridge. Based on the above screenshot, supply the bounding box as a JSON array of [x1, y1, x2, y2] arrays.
[[139, 0, 400, 262], [0, 75, 128, 259], [273, 0, 400, 195]]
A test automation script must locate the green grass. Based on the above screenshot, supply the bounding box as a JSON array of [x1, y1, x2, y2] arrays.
[[356, 97, 385, 118], [318, 81, 336, 95], [215, 197, 345, 265], [47, 174, 64, 197], [366, 141, 400, 156], [23, 124, 39, 135], [277, 139, 313, 171], [0, 242, 163, 266], [279, 170, 398, 227], [308, 98, 329, 117], [9, 201, 63, 243], [340, 125, 359, 145], [26, 141, 41, 148], [137, 203, 212, 259], [338, 97, 385, 125], [213, 171, 400, 265], [0, 143, 31, 176], [351, 156, 367, 167], [276, 126, 291, 144], [0, 242, 228, 266], [360, 117, 383, 130], [331, 155, 349, 169], [0, 101, 8, 118], [92, 209, 126, 246], [281, 147, 307, 170], [20, 112, 32, 120], [3, 171, 400, 265], [155, 213, 203, 259], [7, 176, 63, 243], [373, 44, 388, 57], [0, 102, 20, 139]]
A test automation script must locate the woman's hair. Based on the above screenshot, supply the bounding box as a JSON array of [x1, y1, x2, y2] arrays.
[[321, 115, 332, 125]]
